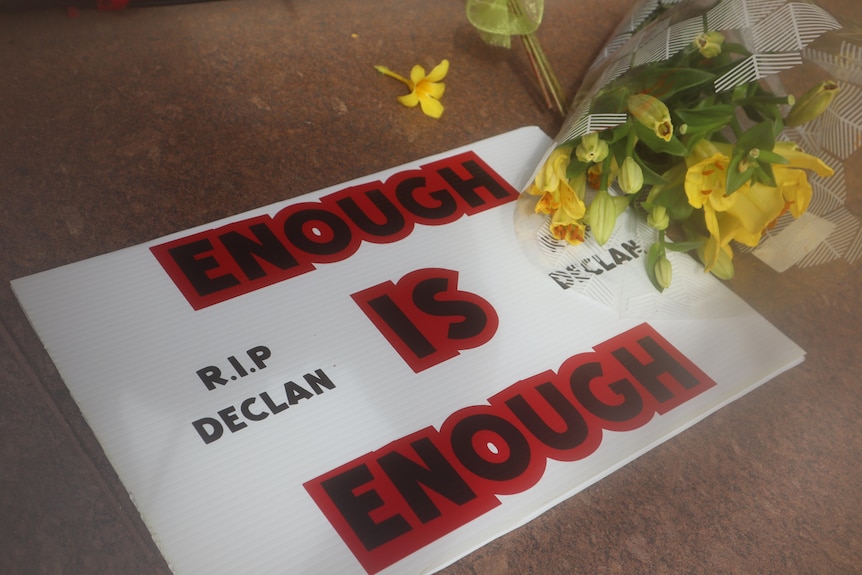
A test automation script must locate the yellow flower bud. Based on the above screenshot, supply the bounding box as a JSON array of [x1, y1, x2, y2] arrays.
[[697, 242, 735, 279], [710, 249, 735, 280], [647, 205, 669, 230], [695, 31, 724, 59], [627, 93, 674, 142], [575, 132, 609, 164], [587, 189, 618, 245], [618, 156, 644, 194], [654, 255, 673, 290], [785, 80, 839, 127]]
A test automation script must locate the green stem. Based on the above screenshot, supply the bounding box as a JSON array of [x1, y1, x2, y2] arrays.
[[599, 154, 613, 192], [508, 0, 566, 116], [626, 127, 637, 156], [373, 65, 412, 88]]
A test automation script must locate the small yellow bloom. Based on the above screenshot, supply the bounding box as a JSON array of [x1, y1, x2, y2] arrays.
[[527, 149, 588, 245], [628, 93, 673, 142], [576, 132, 609, 164], [550, 209, 587, 245], [375, 59, 449, 119], [785, 80, 839, 127], [533, 148, 572, 196], [695, 31, 724, 59]]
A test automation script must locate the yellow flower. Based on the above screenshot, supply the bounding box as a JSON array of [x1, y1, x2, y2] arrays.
[[526, 147, 589, 245], [374, 59, 449, 118], [576, 132, 609, 164], [690, 142, 833, 272], [695, 31, 724, 59], [684, 152, 740, 257], [528, 148, 587, 222], [628, 93, 673, 142], [550, 209, 587, 245]]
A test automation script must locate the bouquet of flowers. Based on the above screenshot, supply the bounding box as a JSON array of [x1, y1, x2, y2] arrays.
[[512, 0, 860, 299]]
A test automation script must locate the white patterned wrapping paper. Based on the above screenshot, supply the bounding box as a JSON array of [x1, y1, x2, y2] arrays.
[[520, 0, 862, 315]]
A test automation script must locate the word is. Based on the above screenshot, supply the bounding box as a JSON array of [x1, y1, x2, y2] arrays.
[[352, 268, 498, 373]]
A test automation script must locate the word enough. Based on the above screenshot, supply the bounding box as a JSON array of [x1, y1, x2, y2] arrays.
[[150, 152, 518, 309], [304, 323, 717, 574]]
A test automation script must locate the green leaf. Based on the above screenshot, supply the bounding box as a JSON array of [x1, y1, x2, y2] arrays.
[[606, 123, 632, 144], [726, 151, 754, 195], [754, 162, 777, 187], [674, 104, 736, 133], [591, 84, 631, 115], [736, 120, 776, 152], [666, 194, 694, 221], [771, 117, 785, 138], [684, 132, 708, 155], [721, 42, 751, 57], [632, 149, 669, 186], [566, 158, 588, 180], [665, 239, 705, 252], [731, 84, 749, 104], [634, 68, 716, 101], [754, 149, 789, 165], [650, 180, 693, 220]]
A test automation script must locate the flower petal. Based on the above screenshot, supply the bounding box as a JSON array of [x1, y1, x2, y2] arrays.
[[775, 142, 834, 177], [409, 65, 426, 86], [418, 95, 444, 118], [397, 93, 419, 108], [426, 59, 449, 83], [422, 81, 445, 100], [775, 167, 812, 217]]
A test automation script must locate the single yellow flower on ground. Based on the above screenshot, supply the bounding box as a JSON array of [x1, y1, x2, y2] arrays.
[[374, 59, 449, 119]]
